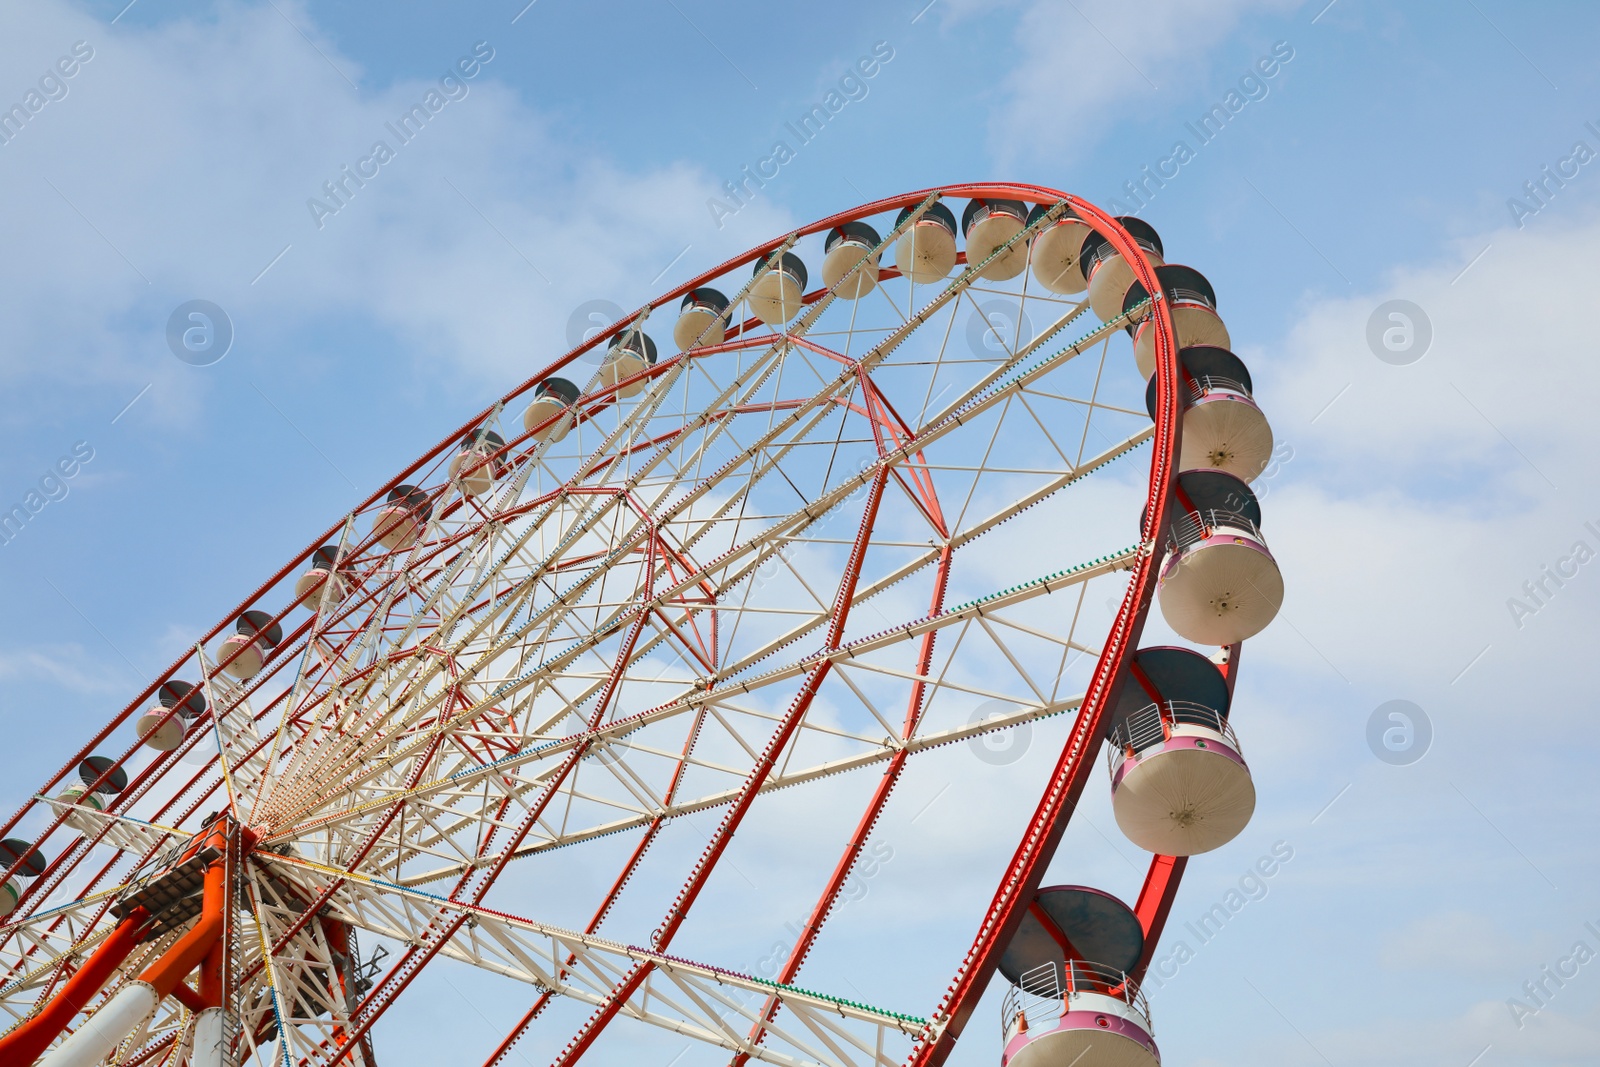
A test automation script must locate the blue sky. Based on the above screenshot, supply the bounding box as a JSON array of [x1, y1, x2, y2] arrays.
[[1, 1, 1598, 1065]]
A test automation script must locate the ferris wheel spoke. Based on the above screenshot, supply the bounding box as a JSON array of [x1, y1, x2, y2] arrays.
[[537, 474, 899, 1066], [263, 528, 559, 826], [1071, 333, 1120, 468], [196, 653, 256, 821], [5, 187, 1249, 1067], [269, 543, 1132, 873], [683, 325, 1144, 621], [260, 853, 931, 1067], [494, 586, 1109, 868], [482, 325, 810, 617], [288, 552, 727, 1054], [263, 586, 450, 817], [472, 705, 709, 1066], [290, 585, 728, 829], [272, 646, 634, 846], [628, 226, 1033, 575], [31, 802, 180, 861], [274, 588, 1074, 882], [732, 536, 955, 1066], [288, 308, 1113, 809], [931, 427, 1153, 595], [712, 547, 1134, 703], [0, 887, 127, 1007], [1020, 384, 1148, 422]]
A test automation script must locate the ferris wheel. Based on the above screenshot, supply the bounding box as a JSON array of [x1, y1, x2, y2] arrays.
[[0, 183, 1284, 1067]]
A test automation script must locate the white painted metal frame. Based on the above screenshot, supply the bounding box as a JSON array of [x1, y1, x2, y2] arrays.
[[0, 193, 1163, 1067]]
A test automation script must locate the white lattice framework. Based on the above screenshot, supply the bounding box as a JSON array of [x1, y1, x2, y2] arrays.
[[0, 188, 1179, 1067]]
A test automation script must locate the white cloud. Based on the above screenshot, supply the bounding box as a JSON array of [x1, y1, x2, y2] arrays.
[[0, 643, 130, 695], [940, 0, 1301, 164], [1133, 207, 1600, 1066], [0, 1, 794, 423], [1241, 210, 1600, 706], [1378, 910, 1524, 972]]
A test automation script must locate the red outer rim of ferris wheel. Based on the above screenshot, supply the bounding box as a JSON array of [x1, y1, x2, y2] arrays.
[[0, 183, 1196, 1067]]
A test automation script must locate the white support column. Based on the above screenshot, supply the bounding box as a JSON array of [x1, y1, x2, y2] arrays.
[[39, 981, 157, 1067], [192, 1006, 227, 1067]]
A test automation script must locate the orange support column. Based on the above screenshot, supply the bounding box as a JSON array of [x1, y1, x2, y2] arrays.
[[0, 906, 150, 1065], [7, 826, 236, 1066], [138, 836, 227, 999], [198, 938, 226, 1008]]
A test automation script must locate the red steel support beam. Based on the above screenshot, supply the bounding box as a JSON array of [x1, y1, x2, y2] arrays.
[[170, 980, 208, 1014], [315, 535, 679, 1061], [481, 708, 711, 1067], [0, 906, 150, 1065], [731, 542, 954, 1066], [1128, 642, 1242, 984], [546, 468, 889, 1067]]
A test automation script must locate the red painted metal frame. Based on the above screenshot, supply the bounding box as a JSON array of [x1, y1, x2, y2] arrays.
[[0, 906, 150, 1064], [306, 539, 683, 1060], [548, 467, 891, 1067], [480, 708, 710, 1066], [5, 183, 1199, 1067], [465, 184, 1186, 1066]]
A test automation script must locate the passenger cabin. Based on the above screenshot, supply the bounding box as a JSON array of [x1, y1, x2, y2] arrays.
[[372, 485, 433, 551], [523, 377, 581, 441], [673, 287, 731, 350], [449, 428, 507, 498], [1155, 470, 1283, 646], [599, 328, 659, 397], [1144, 345, 1273, 484], [894, 202, 959, 284], [822, 222, 882, 299], [749, 252, 808, 325], [1121, 265, 1232, 380], [1080, 217, 1165, 322], [1106, 647, 1254, 856], [295, 544, 348, 607], [1027, 204, 1091, 295], [999, 886, 1160, 1067], [218, 608, 284, 680], [963, 198, 1029, 280], [135, 680, 208, 752]]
